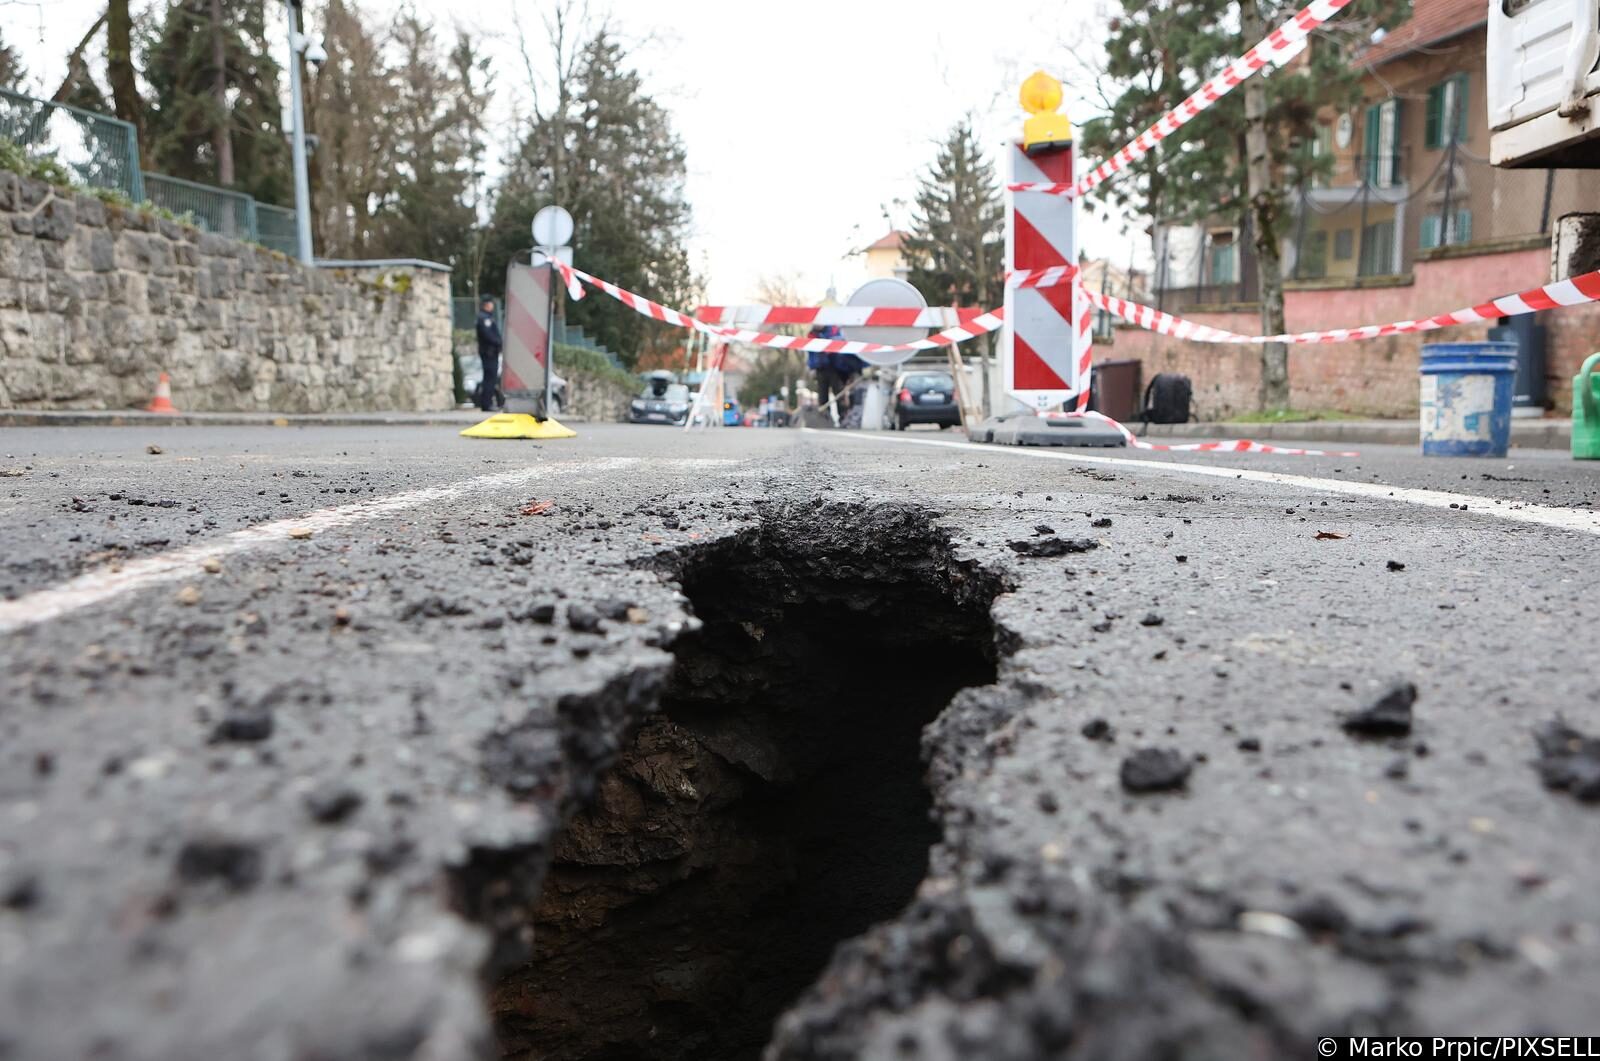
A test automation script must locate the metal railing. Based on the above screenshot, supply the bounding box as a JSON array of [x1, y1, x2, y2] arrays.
[[0, 87, 144, 200], [143, 171, 252, 237], [1, 87, 299, 255], [254, 204, 298, 256]]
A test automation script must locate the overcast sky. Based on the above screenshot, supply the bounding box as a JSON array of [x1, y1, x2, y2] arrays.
[[7, 0, 1141, 305]]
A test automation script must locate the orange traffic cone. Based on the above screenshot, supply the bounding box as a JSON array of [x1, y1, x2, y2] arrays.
[[146, 373, 179, 415]]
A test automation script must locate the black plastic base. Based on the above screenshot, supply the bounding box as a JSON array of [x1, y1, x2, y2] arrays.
[[969, 413, 1127, 448]]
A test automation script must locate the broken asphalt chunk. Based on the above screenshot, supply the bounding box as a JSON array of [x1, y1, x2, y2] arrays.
[[1342, 681, 1416, 737], [1533, 718, 1600, 803], [1008, 537, 1098, 558]]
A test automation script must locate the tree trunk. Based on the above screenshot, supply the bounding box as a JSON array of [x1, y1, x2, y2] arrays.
[[1242, 0, 1289, 411], [209, 0, 236, 189], [106, 0, 142, 144]]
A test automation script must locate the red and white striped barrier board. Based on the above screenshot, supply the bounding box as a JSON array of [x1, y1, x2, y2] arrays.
[[1005, 141, 1082, 410], [554, 261, 1003, 358], [1085, 269, 1600, 344], [1010, 0, 1353, 200], [502, 262, 553, 411], [694, 304, 985, 328], [1047, 410, 1358, 456]]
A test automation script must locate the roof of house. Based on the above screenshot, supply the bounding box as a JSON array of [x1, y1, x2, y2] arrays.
[[866, 231, 906, 252], [1358, 0, 1486, 68]]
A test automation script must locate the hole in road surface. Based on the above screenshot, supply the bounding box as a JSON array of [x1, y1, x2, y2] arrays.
[[491, 505, 1003, 1060]]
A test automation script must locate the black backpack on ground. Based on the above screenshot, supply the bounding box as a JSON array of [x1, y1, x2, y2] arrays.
[[1140, 373, 1193, 425]]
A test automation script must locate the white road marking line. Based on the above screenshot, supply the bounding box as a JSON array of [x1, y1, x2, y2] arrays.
[[0, 458, 637, 635], [815, 430, 1600, 538]]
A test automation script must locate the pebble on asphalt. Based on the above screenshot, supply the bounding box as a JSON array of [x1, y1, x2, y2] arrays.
[[567, 604, 603, 633], [1386, 560, 1406, 572], [1533, 718, 1600, 803], [211, 706, 274, 743], [303, 782, 364, 824], [1341, 681, 1417, 737], [1082, 718, 1114, 742], [1120, 747, 1192, 793]]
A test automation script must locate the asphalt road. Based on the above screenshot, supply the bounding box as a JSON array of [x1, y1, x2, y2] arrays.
[[3, 421, 1600, 1059]]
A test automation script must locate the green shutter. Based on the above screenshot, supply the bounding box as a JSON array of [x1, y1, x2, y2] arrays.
[[1421, 214, 1440, 250], [1364, 103, 1381, 183], [1454, 74, 1470, 142], [1455, 208, 1472, 244], [1425, 85, 1443, 150]]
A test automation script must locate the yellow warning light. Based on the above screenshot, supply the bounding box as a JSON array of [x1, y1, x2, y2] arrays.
[[1019, 70, 1073, 156]]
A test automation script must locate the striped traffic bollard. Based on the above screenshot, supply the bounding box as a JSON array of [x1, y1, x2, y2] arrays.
[[1004, 71, 1086, 413]]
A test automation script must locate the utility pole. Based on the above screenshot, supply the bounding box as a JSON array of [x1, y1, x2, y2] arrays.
[[285, 0, 318, 264]]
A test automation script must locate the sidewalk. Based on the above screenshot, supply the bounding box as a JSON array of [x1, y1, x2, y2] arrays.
[[1141, 417, 1572, 450], [0, 408, 499, 429]]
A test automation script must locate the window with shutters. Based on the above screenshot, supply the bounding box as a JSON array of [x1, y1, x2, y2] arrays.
[[1421, 208, 1473, 249], [1299, 230, 1329, 278], [1425, 75, 1469, 149], [1359, 220, 1396, 275], [1333, 229, 1354, 261], [1363, 99, 1401, 187], [1210, 234, 1237, 284]]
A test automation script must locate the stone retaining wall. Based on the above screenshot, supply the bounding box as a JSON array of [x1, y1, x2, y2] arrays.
[[0, 172, 452, 412]]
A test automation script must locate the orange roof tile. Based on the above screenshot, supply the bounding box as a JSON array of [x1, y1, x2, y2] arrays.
[[1358, 0, 1486, 68], [866, 231, 906, 251]]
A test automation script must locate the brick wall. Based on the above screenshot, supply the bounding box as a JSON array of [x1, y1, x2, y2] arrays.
[[1102, 245, 1595, 418], [0, 172, 453, 413]]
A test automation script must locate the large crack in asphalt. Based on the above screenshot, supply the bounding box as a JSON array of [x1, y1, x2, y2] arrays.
[[482, 502, 1007, 1059]]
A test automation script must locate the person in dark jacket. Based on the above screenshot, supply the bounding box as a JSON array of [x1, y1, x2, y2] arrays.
[[807, 325, 845, 411], [475, 297, 503, 412]]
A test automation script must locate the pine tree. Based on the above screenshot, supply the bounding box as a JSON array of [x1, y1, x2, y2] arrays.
[[904, 118, 1004, 412], [143, 0, 290, 205], [484, 23, 697, 368], [1083, 0, 1408, 410]]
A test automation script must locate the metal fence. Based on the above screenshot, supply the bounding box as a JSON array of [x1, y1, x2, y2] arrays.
[[1, 87, 299, 255], [1153, 143, 1598, 313], [255, 204, 298, 256], [0, 87, 144, 200]]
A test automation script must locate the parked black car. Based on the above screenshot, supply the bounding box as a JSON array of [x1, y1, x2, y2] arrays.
[[629, 373, 693, 426], [892, 370, 960, 430]]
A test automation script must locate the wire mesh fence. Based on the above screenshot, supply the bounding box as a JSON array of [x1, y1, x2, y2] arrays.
[[254, 204, 298, 256], [0, 88, 144, 200], [1153, 142, 1600, 313], [143, 172, 253, 238], [0, 87, 301, 256]]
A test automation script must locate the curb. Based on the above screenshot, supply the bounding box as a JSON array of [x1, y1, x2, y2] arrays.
[[1140, 419, 1573, 450], [0, 409, 535, 429]]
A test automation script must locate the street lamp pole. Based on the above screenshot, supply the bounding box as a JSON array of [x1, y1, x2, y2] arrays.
[[285, 0, 314, 265]]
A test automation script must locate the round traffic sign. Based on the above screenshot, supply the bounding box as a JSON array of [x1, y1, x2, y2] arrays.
[[841, 277, 929, 365], [532, 204, 574, 249]]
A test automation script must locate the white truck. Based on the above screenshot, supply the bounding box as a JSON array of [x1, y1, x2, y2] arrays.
[[1490, 0, 1600, 165]]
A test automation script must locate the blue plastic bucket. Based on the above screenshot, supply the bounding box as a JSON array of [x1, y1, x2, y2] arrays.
[[1419, 342, 1516, 457]]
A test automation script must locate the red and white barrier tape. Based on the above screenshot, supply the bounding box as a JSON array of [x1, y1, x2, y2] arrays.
[[1009, 0, 1352, 200], [1006, 264, 1078, 290], [693, 304, 985, 327], [1048, 410, 1357, 456], [1086, 269, 1600, 344], [554, 261, 1004, 355]]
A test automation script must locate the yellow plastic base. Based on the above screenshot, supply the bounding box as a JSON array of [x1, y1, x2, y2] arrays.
[[459, 413, 577, 440]]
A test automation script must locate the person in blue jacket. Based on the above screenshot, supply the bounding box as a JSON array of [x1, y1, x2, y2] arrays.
[[475, 297, 504, 412], [807, 325, 845, 411]]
